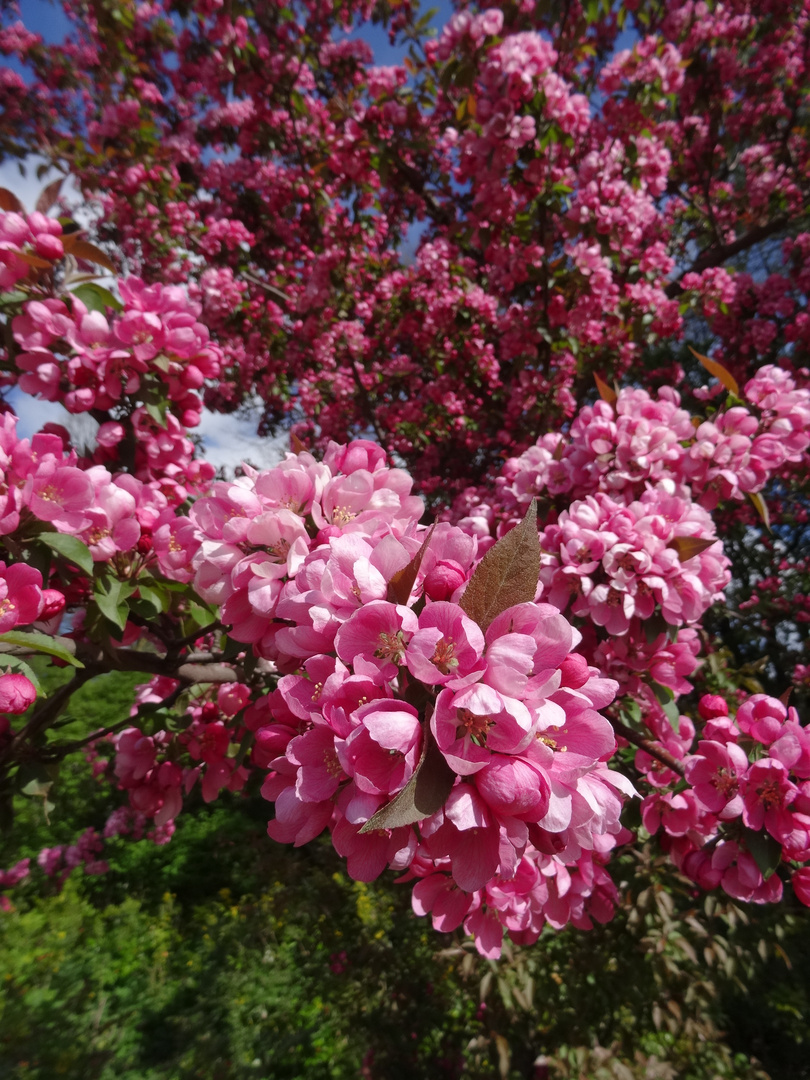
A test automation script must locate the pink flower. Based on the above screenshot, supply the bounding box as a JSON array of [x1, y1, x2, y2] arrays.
[[792, 867, 810, 907], [684, 740, 749, 817], [742, 758, 797, 841], [0, 562, 44, 631], [432, 683, 533, 774], [25, 465, 94, 532], [736, 694, 788, 744], [338, 700, 422, 797], [425, 784, 501, 893], [474, 754, 551, 823], [114, 728, 157, 785], [405, 601, 485, 689], [335, 601, 419, 682]]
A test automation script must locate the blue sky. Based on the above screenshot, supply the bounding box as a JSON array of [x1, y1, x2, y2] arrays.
[[15, 0, 454, 63]]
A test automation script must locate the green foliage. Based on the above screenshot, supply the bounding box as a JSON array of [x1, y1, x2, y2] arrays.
[[2, 674, 809, 1080], [0, 837, 486, 1080]]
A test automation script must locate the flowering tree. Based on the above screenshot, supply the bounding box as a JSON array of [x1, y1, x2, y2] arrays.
[[0, 0, 809, 959]]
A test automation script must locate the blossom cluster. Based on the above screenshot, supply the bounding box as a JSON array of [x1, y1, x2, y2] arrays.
[[121, 438, 633, 954], [641, 692, 810, 906], [4, 218, 222, 490], [0, 209, 65, 288], [496, 369, 810, 515], [112, 679, 252, 825]]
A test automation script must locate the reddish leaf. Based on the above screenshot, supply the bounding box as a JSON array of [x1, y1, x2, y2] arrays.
[[35, 177, 64, 215], [387, 524, 434, 605], [359, 718, 454, 833], [15, 250, 53, 269], [779, 687, 793, 707], [0, 188, 24, 213], [689, 346, 740, 397], [667, 536, 718, 561], [460, 499, 540, 632], [290, 432, 307, 455], [69, 240, 116, 273], [748, 491, 772, 532], [594, 372, 617, 406]]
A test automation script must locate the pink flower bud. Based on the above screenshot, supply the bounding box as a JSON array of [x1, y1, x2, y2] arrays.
[[0, 672, 36, 714], [34, 233, 64, 260], [40, 589, 66, 620], [217, 682, 251, 716], [698, 694, 728, 720], [97, 421, 125, 448], [558, 652, 590, 688], [423, 560, 467, 601]]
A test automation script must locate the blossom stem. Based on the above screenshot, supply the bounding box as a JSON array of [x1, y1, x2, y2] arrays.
[[611, 718, 686, 777]]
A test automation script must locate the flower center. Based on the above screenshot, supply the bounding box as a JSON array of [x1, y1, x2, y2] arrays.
[[332, 505, 355, 526], [374, 630, 407, 663], [456, 707, 491, 745], [430, 636, 458, 675], [756, 778, 783, 810], [712, 768, 738, 799]]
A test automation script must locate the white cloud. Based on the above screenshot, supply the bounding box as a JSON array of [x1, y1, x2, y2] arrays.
[[9, 386, 285, 475], [196, 403, 288, 473]]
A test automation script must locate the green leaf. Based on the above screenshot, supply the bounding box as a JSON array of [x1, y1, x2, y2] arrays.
[[94, 576, 134, 631], [644, 612, 669, 644], [71, 282, 123, 313], [661, 698, 680, 732], [622, 700, 642, 725], [460, 500, 540, 633], [152, 353, 172, 373], [145, 400, 168, 427], [0, 290, 27, 306], [0, 630, 83, 667], [743, 827, 782, 880], [652, 681, 675, 706], [360, 721, 454, 833], [136, 584, 169, 614], [185, 602, 218, 634], [39, 532, 95, 575]]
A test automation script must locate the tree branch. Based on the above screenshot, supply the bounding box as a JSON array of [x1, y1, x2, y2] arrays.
[[665, 214, 790, 298], [612, 718, 686, 778]]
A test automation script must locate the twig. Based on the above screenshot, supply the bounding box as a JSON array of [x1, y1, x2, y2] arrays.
[[612, 718, 686, 777], [665, 214, 789, 298], [53, 682, 188, 755]]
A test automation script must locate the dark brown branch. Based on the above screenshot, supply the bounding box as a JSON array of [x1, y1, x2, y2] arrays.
[[612, 718, 686, 778], [665, 214, 790, 298]]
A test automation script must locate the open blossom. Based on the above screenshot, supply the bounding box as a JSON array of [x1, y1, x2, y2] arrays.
[[684, 740, 748, 818]]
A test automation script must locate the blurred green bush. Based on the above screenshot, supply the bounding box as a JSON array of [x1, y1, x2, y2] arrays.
[[1, 673, 808, 1080]]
